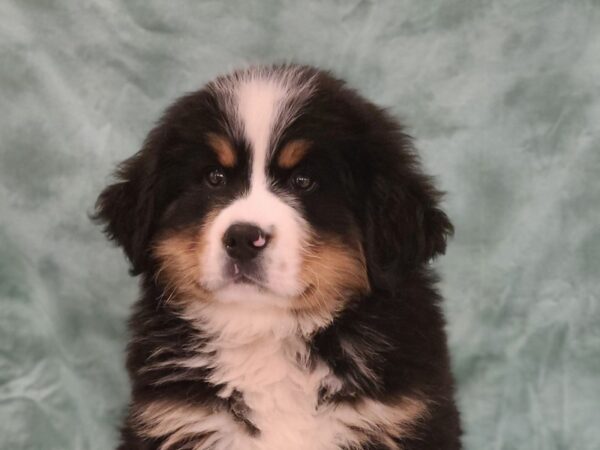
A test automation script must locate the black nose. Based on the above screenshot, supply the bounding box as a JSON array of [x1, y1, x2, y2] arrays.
[[222, 223, 269, 262]]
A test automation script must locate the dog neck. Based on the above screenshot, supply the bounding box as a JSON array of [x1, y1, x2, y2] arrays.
[[180, 296, 331, 343]]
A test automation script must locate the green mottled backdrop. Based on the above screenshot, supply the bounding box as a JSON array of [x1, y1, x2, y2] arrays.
[[1, 1, 599, 449]]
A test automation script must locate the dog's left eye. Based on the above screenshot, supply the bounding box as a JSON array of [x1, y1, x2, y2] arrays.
[[290, 172, 316, 192], [205, 167, 227, 187]]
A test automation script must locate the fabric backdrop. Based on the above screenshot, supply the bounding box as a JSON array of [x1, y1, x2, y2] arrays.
[[1, 1, 599, 449]]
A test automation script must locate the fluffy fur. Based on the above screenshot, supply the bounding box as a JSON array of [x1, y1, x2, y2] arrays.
[[95, 64, 461, 450]]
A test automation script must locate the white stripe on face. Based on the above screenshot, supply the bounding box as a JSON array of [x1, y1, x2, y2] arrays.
[[199, 69, 315, 305], [237, 77, 285, 190]]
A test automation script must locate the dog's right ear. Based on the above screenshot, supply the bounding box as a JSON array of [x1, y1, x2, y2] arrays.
[[93, 138, 160, 275]]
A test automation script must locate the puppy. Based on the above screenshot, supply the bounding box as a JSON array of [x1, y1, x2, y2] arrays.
[[95, 64, 462, 450]]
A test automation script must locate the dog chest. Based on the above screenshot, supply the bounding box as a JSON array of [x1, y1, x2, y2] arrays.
[[208, 335, 348, 450]]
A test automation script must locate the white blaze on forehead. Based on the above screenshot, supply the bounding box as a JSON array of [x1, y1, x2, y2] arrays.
[[236, 78, 287, 188]]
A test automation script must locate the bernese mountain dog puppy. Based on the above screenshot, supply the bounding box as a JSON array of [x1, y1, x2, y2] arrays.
[[95, 64, 462, 450]]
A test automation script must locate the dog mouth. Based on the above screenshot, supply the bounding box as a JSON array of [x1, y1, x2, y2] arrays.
[[208, 260, 313, 300], [232, 273, 266, 289], [225, 262, 269, 291]]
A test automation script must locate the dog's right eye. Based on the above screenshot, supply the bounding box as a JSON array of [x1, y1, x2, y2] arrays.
[[205, 167, 227, 187]]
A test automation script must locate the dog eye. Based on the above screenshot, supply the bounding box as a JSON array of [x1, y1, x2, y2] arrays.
[[291, 172, 316, 192], [205, 167, 227, 187]]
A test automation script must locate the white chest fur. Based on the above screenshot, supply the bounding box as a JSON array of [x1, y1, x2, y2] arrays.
[[158, 303, 425, 450], [208, 332, 350, 450], [175, 300, 355, 450]]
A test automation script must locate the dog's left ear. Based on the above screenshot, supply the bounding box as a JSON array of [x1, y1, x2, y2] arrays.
[[93, 138, 160, 275], [363, 133, 453, 284]]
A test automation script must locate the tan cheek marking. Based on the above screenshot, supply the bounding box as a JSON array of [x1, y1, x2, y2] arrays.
[[295, 235, 370, 319], [277, 139, 311, 169], [207, 133, 236, 168], [152, 211, 219, 302]]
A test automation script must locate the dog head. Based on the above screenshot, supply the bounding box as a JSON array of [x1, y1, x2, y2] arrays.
[[95, 65, 452, 323]]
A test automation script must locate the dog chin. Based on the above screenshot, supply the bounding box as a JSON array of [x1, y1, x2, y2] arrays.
[[210, 280, 297, 308]]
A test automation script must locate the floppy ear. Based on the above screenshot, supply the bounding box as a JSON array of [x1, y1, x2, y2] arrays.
[[364, 136, 453, 286], [93, 146, 159, 275]]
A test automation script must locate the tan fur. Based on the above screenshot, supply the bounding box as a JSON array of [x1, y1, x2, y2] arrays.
[[207, 133, 237, 167], [277, 139, 311, 169], [341, 395, 429, 449], [295, 235, 370, 320], [152, 212, 218, 302], [133, 400, 230, 450]]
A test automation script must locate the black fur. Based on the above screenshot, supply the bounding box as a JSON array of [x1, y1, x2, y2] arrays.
[[95, 64, 461, 449]]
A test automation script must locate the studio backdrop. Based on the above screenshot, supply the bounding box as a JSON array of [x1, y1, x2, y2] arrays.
[[0, 1, 599, 449]]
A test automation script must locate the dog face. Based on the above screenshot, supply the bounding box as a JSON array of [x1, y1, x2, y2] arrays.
[[95, 65, 452, 320]]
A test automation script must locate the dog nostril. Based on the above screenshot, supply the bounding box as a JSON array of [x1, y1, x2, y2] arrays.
[[224, 235, 237, 250], [222, 223, 269, 261]]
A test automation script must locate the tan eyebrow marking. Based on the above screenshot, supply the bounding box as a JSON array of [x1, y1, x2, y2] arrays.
[[277, 139, 312, 169], [206, 133, 236, 168]]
